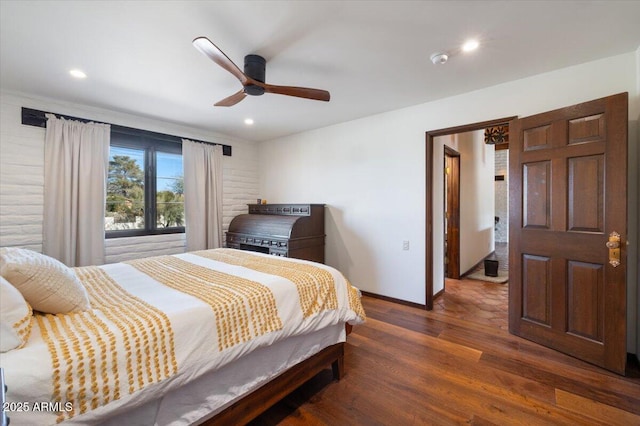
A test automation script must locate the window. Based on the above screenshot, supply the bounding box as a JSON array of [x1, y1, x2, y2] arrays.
[[155, 151, 184, 229], [105, 130, 184, 237], [19, 108, 230, 238]]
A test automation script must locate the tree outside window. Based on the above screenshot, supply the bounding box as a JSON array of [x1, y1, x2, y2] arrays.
[[105, 142, 184, 236], [156, 151, 184, 229], [106, 147, 145, 230]]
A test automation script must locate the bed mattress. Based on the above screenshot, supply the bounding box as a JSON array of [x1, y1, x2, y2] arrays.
[[0, 248, 365, 425]]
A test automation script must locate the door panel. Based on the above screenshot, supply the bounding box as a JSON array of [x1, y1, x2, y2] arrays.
[[523, 125, 551, 150], [509, 93, 627, 375], [568, 114, 604, 143], [523, 161, 551, 229], [567, 261, 603, 341], [568, 155, 604, 232], [522, 254, 551, 325]]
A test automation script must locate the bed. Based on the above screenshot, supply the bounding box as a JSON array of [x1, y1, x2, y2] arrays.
[[0, 247, 366, 425]]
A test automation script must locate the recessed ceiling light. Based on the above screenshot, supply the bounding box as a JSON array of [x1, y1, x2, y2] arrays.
[[69, 69, 87, 79], [244, 118, 254, 125], [462, 39, 479, 53]]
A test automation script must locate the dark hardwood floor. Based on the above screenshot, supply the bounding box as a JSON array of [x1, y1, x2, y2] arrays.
[[251, 278, 640, 425]]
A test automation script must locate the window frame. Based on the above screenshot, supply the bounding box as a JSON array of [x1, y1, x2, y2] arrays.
[[105, 128, 185, 239]]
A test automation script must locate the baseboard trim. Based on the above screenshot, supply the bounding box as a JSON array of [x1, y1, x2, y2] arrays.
[[360, 290, 426, 310], [433, 288, 444, 300]]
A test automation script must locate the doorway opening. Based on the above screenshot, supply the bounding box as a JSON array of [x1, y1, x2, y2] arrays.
[[425, 116, 516, 310]]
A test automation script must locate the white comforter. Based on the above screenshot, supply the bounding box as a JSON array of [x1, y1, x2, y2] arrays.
[[0, 249, 365, 425]]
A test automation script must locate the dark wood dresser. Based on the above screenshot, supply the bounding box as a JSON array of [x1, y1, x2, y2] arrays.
[[226, 204, 325, 263]]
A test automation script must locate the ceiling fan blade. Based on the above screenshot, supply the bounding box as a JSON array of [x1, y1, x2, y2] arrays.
[[260, 82, 330, 102], [193, 37, 248, 85], [214, 90, 247, 107]]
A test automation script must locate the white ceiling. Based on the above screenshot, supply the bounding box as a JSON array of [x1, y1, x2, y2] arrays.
[[1, 1, 639, 142]]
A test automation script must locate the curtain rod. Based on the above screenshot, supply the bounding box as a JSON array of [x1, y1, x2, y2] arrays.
[[21, 107, 232, 156]]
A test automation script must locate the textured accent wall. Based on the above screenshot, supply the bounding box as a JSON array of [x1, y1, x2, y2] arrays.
[[0, 96, 43, 252], [494, 149, 509, 243], [0, 92, 259, 263]]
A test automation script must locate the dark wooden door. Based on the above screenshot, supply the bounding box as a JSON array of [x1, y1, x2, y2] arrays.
[[444, 147, 460, 279], [509, 93, 628, 375]]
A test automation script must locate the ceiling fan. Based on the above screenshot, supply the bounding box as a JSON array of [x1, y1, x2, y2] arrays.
[[192, 37, 331, 107]]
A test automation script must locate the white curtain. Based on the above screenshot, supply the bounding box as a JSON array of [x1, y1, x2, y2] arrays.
[[182, 139, 223, 251], [43, 114, 110, 267]]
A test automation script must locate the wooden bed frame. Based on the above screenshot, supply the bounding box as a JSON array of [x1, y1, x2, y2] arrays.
[[0, 342, 344, 426], [201, 338, 347, 424], [0, 343, 344, 426]]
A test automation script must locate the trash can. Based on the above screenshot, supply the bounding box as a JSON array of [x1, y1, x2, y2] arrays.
[[484, 259, 499, 277]]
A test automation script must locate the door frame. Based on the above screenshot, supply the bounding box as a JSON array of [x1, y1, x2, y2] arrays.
[[444, 146, 461, 280], [425, 116, 516, 309]]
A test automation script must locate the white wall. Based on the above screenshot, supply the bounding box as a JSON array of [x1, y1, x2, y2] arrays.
[[636, 45, 640, 359], [459, 130, 494, 274], [259, 51, 639, 352], [636, 108, 640, 359], [634, 110, 639, 359], [0, 91, 259, 262]]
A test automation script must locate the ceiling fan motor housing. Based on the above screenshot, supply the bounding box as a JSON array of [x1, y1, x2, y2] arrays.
[[244, 54, 266, 95]]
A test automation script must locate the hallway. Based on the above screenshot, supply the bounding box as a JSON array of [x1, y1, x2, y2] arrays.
[[436, 242, 509, 330]]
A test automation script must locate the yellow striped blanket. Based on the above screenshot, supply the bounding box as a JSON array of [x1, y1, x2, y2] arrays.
[[0, 249, 365, 425]]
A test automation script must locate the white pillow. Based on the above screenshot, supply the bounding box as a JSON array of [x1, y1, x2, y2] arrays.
[[0, 276, 33, 352], [0, 248, 90, 314]]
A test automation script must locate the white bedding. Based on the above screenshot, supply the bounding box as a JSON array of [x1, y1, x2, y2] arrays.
[[0, 249, 365, 425], [104, 324, 346, 426]]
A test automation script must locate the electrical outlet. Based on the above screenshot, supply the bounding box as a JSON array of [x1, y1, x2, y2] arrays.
[[403, 240, 410, 250]]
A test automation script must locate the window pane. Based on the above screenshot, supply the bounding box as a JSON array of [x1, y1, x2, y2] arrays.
[[156, 151, 184, 229], [105, 146, 145, 231]]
